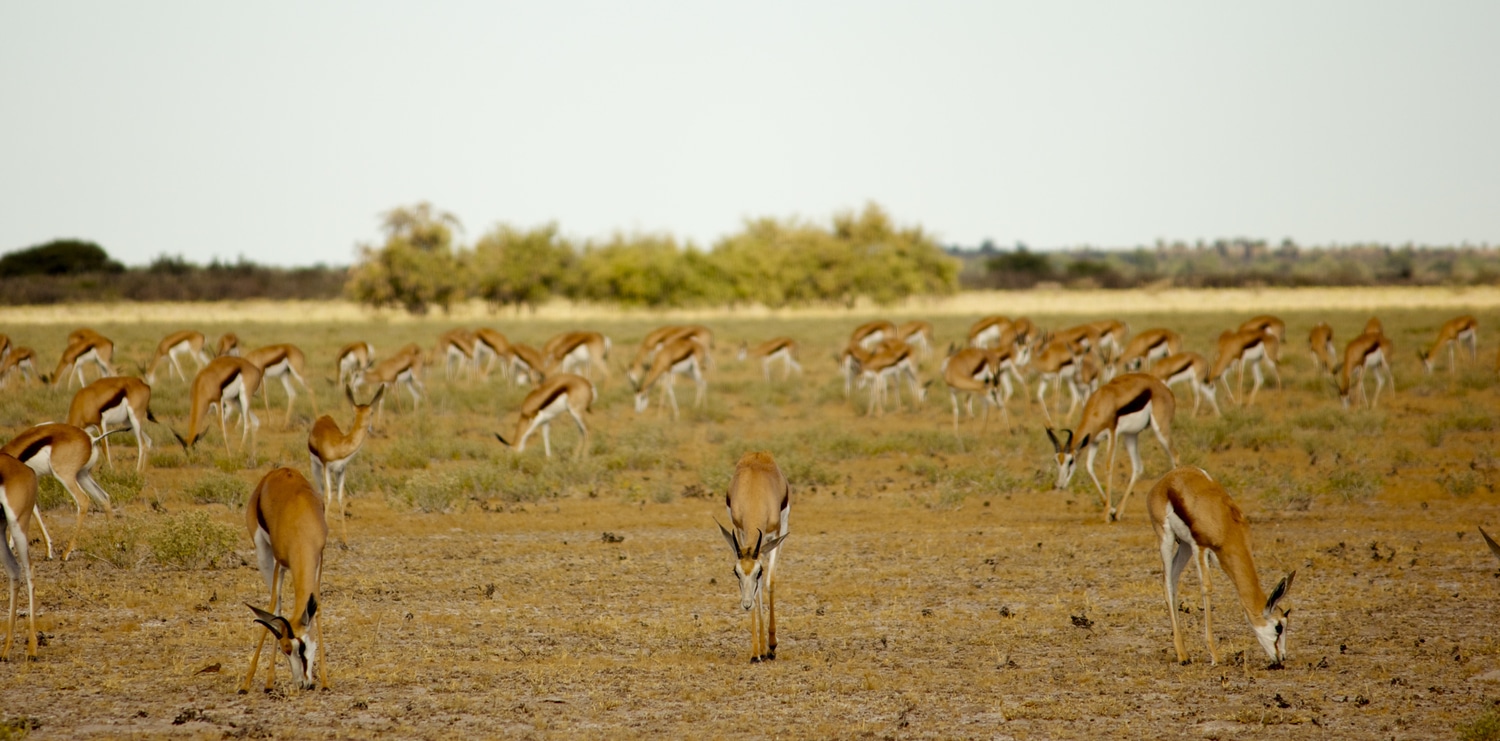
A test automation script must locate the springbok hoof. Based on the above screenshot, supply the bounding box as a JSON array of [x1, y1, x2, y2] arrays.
[[749, 656, 760, 664]]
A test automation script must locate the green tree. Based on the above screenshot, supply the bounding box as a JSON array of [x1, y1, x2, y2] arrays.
[[346, 202, 465, 314], [0, 239, 123, 277], [470, 222, 576, 311]]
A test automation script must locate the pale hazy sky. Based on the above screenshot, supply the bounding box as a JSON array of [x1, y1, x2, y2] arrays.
[[3, 2, 1497, 266]]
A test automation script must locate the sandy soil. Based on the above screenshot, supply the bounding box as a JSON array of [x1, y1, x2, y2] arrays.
[[1, 301, 1499, 739]]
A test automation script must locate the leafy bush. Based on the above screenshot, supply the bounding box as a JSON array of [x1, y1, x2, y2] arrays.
[[78, 517, 147, 569], [148, 512, 240, 569], [1459, 706, 1500, 741], [184, 471, 247, 508], [93, 467, 144, 505]]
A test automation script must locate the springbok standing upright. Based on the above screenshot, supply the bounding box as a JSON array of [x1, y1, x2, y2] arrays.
[[240, 467, 328, 693], [0, 453, 40, 660], [1148, 466, 1295, 666], [308, 385, 384, 541], [716, 451, 791, 663]]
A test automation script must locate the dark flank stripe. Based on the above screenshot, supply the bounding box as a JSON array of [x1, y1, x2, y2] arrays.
[[767, 339, 792, 354], [218, 371, 242, 396], [1117, 388, 1152, 418], [256, 501, 270, 534], [537, 384, 569, 411], [18, 435, 53, 462], [101, 387, 129, 415], [1163, 358, 1192, 377]]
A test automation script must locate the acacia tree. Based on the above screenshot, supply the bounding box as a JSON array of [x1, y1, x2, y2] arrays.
[[346, 203, 465, 314]]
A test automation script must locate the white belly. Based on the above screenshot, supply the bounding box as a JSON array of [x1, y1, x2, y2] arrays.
[[1116, 401, 1153, 435]]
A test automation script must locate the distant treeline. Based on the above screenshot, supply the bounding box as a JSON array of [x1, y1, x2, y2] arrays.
[[6, 230, 1498, 309], [952, 238, 1500, 290], [0, 241, 346, 304]]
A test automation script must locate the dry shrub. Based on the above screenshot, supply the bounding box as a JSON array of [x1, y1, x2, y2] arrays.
[[183, 471, 247, 508], [1459, 706, 1500, 741], [93, 466, 144, 505]]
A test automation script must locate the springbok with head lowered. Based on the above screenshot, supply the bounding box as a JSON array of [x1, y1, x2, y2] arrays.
[[1047, 373, 1179, 523], [1336, 331, 1395, 409], [0, 453, 40, 660], [352, 343, 425, 419], [144, 329, 209, 384], [309, 385, 384, 541], [1210, 328, 1282, 407], [67, 376, 158, 471], [47, 331, 114, 388], [1418, 315, 1478, 375], [494, 373, 595, 459], [716, 451, 791, 663], [245, 344, 319, 426], [2, 423, 120, 561], [1149, 466, 1295, 666], [1148, 352, 1221, 418], [0, 347, 39, 387], [633, 337, 708, 420], [334, 341, 376, 389], [544, 330, 612, 382], [240, 467, 328, 693], [738, 337, 803, 382], [172, 356, 264, 455]]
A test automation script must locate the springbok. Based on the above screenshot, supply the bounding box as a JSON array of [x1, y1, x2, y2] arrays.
[[0, 453, 40, 660], [2, 423, 119, 561], [308, 385, 384, 541], [716, 451, 790, 663], [245, 344, 318, 426], [66, 376, 157, 471], [144, 330, 209, 383], [1418, 315, 1479, 375], [1336, 331, 1395, 409], [1148, 352, 1221, 418], [1046, 373, 1178, 522], [172, 357, 264, 455], [632, 337, 708, 420], [47, 332, 115, 388], [1149, 466, 1295, 666], [240, 467, 328, 693], [738, 338, 803, 382], [494, 373, 595, 459], [1308, 323, 1336, 374], [335, 341, 376, 388], [1209, 328, 1281, 407], [352, 344, 425, 419]]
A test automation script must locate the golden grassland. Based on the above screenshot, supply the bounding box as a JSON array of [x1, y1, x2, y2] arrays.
[[2, 292, 1500, 739]]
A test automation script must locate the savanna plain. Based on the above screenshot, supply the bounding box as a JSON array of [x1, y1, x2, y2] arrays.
[[3, 295, 1500, 740]]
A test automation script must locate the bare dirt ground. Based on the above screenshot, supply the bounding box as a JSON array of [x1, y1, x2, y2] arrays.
[[3, 298, 1500, 739]]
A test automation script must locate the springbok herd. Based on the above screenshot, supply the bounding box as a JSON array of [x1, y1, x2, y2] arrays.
[[0, 312, 1497, 696]]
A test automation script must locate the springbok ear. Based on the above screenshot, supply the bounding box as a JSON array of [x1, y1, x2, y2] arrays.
[[1480, 527, 1500, 563], [301, 594, 318, 624], [1045, 428, 1062, 452], [762, 532, 787, 554], [715, 519, 739, 556], [1264, 571, 1296, 615]]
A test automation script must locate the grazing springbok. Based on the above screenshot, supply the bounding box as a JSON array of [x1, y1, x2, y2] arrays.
[[716, 451, 791, 663], [632, 337, 708, 420], [738, 338, 803, 382], [335, 341, 376, 389], [897, 320, 934, 359], [308, 385, 384, 541], [1308, 323, 1336, 374], [143, 330, 209, 383], [849, 320, 897, 352], [1117, 328, 1182, 374], [849, 340, 925, 416], [1047, 373, 1178, 522], [1238, 315, 1286, 343], [47, 332, 115, 388], [0, 347, 38, 387], [216, 333, 241, 357], [473, 328, 512, 379], [494, 373, 595, 459], [172, 357, 264, 455], [1085, 319, 1129, 360], [240, 467, 329, 693], [66, 376, 157, 471], [627, 325, 714, 383], [1210, 328, 1282, 407], [2, 423, 120, 561], [1418, 315, 1479, 375], [1336, 331, 1395, 409], [942, 347, 1005, 433], [352, 344, 425, 419], [245, 344, 318, 426], [967, 315, 1014, 350], [1148, 352, 1221, 418], [0, 453, 40, 661], [1149, 466, 1295, 666], [544, 330, 611, 381], [436, 329, 478, 380]]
